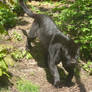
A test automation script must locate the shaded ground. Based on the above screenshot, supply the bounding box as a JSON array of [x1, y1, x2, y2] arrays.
[[1, 1, 92, 92]]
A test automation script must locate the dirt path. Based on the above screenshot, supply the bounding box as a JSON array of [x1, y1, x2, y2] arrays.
[[9, 54, 92, 92], [7, 1, 92, 92]]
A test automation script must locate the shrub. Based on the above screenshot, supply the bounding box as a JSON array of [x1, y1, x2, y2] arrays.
[[0, 2, 17, 28], [0, 24, 7, 34], [12, 4, 24, 16], [54, 0, 92, 61]]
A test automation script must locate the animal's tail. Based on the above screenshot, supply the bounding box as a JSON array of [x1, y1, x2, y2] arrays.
[[19, 0, 35, 18]]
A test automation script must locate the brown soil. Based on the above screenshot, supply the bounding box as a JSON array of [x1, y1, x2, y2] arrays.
[[4, 1, 92, 92]]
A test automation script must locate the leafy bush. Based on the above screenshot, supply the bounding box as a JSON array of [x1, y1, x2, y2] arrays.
[[0, 2, 17, 28], [0, 24, 7, 34], [3, 0, 26, 16], [12, 4, 24, 16], [53, 0, 92, 61]]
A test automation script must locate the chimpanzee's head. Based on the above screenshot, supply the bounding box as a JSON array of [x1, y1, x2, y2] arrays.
[[63, 41, 80, 67]]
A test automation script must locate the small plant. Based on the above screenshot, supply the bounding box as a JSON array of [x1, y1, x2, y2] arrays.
[[25, 51, 33, 60], [11, 49, 32, 61], [16, 79, 40, 92], [13, 32, 22, 41], [82, 61, 92, 75], [11, 50, 25, 61]]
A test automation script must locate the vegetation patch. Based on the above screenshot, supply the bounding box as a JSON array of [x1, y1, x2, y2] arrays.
[[0, 2, 17, 28], [13, 31, 22, 41], [16, 79, 40, 92], [81, 61, 92, 75], [11, 49, 33, 61], [0, 45, 13, 77]]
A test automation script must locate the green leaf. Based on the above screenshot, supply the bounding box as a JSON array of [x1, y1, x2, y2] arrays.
[[87, 61, 92, 65], [90, 20, 92, 24], [4, 55, 15, 66], [0, 68, 2, 76], [81, 28, 90, 32], [0, 23, 7, 34], [22, 50, 27, 56], [0, 59, 7, 69], [25, 52, 32, 60], [3, 71, 10, 77]]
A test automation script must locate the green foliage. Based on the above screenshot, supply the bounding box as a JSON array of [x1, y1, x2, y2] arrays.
[[11, 50, 24, 61], [25, 51, 33, 59], [13, 31, 22, 41], [0, 2, 17, 28], [0, 44, 32, 80], [0, 24, 7, 34], [53, 0, 92, 61], [11, 50, 32, 61], [0, 44, 32, 78], [82, 61, 92, 75], [0, 46, 12, 77], [3, 0, 27, 16], [12, 4, 24, 16], [16, 79, 40, 92]]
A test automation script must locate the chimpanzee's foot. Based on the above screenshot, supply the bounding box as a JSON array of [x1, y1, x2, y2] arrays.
[[54, 81, 62, 88], [65, 79, 75, 87]]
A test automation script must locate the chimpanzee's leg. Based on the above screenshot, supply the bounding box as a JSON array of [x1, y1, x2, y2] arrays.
[[62, 62, 75, 86], [48, 44, 61, 88], [65, 66, 75, 82], [26, 20, 39, 49]]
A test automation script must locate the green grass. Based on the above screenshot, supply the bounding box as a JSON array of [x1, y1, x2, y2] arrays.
[[16, 79, 40, 92]]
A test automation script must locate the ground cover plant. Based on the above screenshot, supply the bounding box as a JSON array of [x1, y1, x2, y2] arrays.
[[0, 45, 12, 78], [16, 79, 40, 92]]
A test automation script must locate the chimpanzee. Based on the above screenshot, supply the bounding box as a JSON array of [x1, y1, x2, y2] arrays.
[[19, 0, 80, 88]]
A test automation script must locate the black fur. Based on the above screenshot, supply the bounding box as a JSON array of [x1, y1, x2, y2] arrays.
[[19, 0, 79, 88]]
